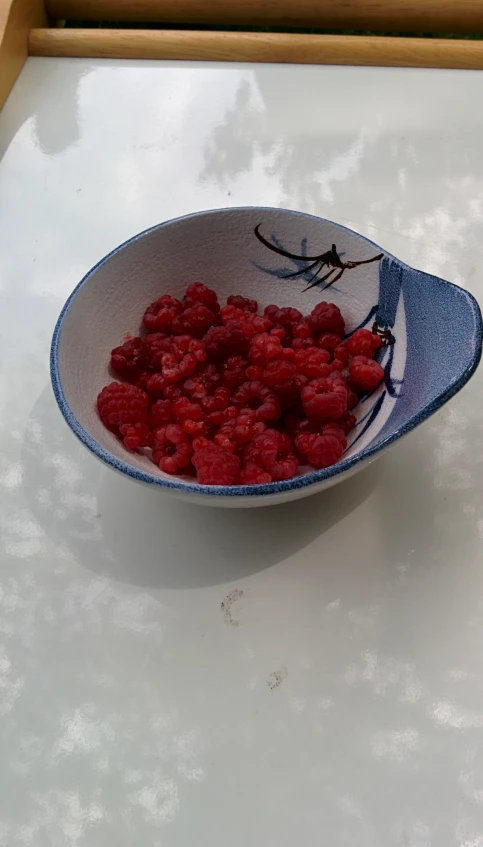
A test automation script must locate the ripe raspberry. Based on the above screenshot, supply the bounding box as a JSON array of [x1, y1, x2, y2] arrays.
[[119, 422, 152, 450], [171, 335, 207, 363], [263, 360, 297, 387], [110, 337, 148, 380], [306, 425, 346, 470], [294, 347, 331, 379], [184, 282, 220, 313], [333, 343, 350, 365], [233, 381, 281, 422], [349, 356, 384, 392], [310, 301, 345, 336], [203, 324, 249, 359], [192, 444, 240, 485], [221, 357, 248, 388], [149, 399, 173, 428], [97, 382, 149, 427], [184, 363, 222, 399], [338, 411, 357, 435], [265, 305, 302, 327], [227, 294, 258, 313], [301, 377, 348, 421], [143, 333, 173, 369], [153, 424, 193, 474], [243, 429, 299, 481], [316, 332, 343, 356], [172, 396, 204, 423], [238, 464, 272, 485], [143, 295, 182, 332], [249, 333, 283, 366], [172, 304, 217, 337], [201, 386, 231, 415], [214, 411, 265, 451], [346, 328, 381, 358]]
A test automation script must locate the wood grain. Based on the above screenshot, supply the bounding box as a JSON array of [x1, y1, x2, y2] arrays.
[[28, 28, 483, 69], [43, 0, 483, 34], [0, 0, 47, 110]]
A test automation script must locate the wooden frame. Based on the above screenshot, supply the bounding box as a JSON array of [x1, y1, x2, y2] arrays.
[[3, 0, 483, 112]]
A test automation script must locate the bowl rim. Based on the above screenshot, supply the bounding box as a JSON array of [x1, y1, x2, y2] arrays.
[[50, 206, 483, 498]]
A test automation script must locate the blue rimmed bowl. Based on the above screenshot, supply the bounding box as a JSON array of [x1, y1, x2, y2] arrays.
[[50, 207, 482, 507]]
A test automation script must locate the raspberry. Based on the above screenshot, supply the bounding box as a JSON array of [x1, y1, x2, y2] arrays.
[[249, 333, 283, 366], [338, 411, 357, 435], [294, 347, 331, 379], [227, 294, 258, 313], [172, 304, 217, 337], [97, 382, 149, 427], [305, 425, 346, 470], [172, 397, 204, 423], [220, 306, 271, 337], [203, 324, 249, 359], [238, 464, 272, 485], [192, 444, 240, 485], [201, 386, 231, 415], [110, 337, 148, 380], [233, 381, 281, 422], [316, 333, 342, 356], [214, 411, 265, 451], [143, 295, 182, 332], [119, 422, 152, 450], [346, 328, 381, 358], [349, 356, 385, 392], [171, 335, 207, 363], [222, 356, 248, 389], [149, 399, 173, 428], [301, 377, 348, 421], [243, 429, 299, 481], [184, 282, 220, 313], [263, 360, 297, 387], [184, 363, 222, 399], [143, 333, 173, 369], [153, 425, 193, 474], [333, 343, 350, 365], [310, 301, 345, 336]]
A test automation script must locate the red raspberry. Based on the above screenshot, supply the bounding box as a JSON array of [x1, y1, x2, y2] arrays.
[[201, 386, 231, 415], [346, 328, 381, 358], [238, 464, 273, 485], [221, 357, 248, 389], [294, 347, 331, 379], [291, 321, 314, 348], [227, 294, 258, 313], [172, 304, 217, 337], [183, 282, 220, 313], [316, 333, 342, 356], [338, 411, 357, 435], [233, 381, 281, 423], [301, 377, 348, 421], [153, 424, 193, 474], [249, 333, 283, 366], [333, 343, 350, 365], [110, 337, 148, 381], [184, 364, 222, 400], [171, 335, 207, 363], [149, 399, 173, 428], [172, 397, 204, 423], [143, 295, 182, 332], [243, 429, 299, 481], [245, 365, 264, 380], [306, 425, 346, 470], [119, 422, 152, 450], [349, 356, 385, 392], [265, 305, 302, 327], [143, 333, 173, 369], [203, 324, 249, 359], [263, 360, 298, 387], [310, 301, 345, 336], [205, 405, 238, 426], [97, 382, 149, 427], [214, 411, 265, 451], [143, 372, 168, 397], [220, 306, 271, 337], [192, 444, 240, 485]]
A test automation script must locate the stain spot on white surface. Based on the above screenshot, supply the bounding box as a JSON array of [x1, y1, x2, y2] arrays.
[[268, 667, 287, 690], [221, 589, 243, 627]]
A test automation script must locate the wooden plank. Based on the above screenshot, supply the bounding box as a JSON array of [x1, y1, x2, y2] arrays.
[[0, 0, 47, 110], [28, 28, 483, 69], [43, 0, 483, 34]]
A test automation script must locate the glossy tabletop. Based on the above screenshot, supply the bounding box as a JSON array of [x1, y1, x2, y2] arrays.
[[1, 58, 483, 846]]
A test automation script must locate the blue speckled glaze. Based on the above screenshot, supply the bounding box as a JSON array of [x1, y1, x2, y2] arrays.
[[50, 207, 483, 499]]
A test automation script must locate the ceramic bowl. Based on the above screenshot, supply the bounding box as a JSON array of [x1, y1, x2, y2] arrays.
[[51, 207, 482, 507]]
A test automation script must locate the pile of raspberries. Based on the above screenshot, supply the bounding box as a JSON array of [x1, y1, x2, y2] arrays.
[[96, 283, 384, 486]]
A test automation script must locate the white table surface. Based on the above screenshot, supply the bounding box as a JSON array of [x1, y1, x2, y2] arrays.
[[1, 57, 483, 847]]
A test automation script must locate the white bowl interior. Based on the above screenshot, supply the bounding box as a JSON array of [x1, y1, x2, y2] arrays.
[[56, 208, 406, 486]]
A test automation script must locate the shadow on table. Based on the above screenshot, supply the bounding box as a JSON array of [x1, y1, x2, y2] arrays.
[[22, 386, 380, 590]]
